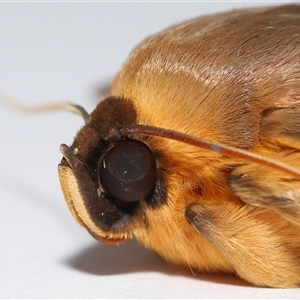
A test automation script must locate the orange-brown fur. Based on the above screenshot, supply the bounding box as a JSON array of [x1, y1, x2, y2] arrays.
[[59, 5, 300, 288], [110, 5, 300, 287]]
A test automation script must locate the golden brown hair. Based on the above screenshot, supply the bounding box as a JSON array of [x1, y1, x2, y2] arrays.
[[59, 5, 300, 287]]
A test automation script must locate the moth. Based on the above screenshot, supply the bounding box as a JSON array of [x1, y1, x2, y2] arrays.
[[57, 5, 300, 288]]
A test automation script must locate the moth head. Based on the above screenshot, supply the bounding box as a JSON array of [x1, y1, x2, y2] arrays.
[[58, 96, 300, 245], [58, 96, 167, 244]]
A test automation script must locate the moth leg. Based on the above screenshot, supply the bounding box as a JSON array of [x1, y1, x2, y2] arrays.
[[260, 104, 300, 150], [228, 153, 300, 227], [185, 202, 300, 288]]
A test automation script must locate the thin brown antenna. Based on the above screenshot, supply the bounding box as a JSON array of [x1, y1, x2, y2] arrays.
[[121, 124, 300, 179]]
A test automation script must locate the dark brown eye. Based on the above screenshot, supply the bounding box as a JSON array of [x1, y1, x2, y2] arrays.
[[99, 140, 157, 202]]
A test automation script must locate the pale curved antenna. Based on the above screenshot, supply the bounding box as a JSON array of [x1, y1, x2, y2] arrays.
[[0, 92, 89, 123]]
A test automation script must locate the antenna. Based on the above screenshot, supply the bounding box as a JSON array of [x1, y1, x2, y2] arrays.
[[0, 92, 90, 122]]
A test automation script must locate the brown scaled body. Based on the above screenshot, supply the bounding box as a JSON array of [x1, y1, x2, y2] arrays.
[[59, 5, 300, 288]]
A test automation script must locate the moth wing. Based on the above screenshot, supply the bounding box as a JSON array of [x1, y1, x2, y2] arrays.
[[229, 105, 300, 226]]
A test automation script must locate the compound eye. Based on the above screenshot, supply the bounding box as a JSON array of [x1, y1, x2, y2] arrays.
[[98, 140, 157, 202]]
